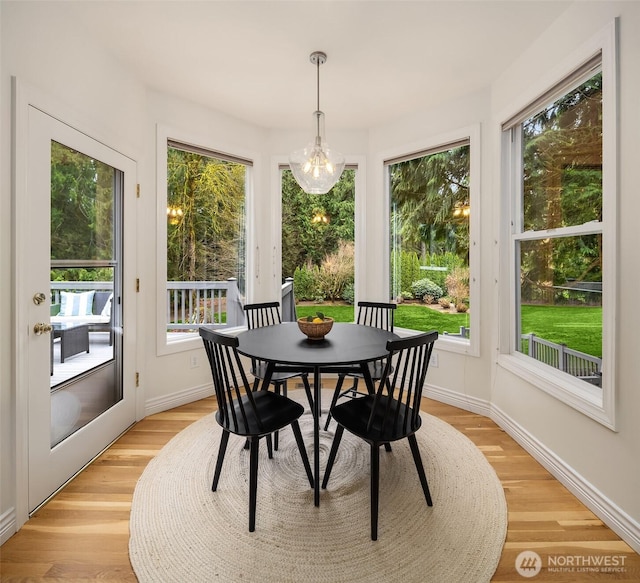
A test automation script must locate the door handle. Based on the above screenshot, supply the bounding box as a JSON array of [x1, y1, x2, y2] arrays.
[[34, 323, 53, 335]]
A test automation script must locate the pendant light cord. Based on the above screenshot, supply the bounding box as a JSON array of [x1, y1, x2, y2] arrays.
[[316, 57, 321, 140]]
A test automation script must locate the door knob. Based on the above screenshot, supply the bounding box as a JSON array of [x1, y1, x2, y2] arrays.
[[34, 322, 53, 335]]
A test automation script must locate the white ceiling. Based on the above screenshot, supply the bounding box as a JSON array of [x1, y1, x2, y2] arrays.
[[54, 0, 572, 131]]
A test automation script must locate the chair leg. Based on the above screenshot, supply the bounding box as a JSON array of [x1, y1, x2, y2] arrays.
[[212, 430, 230, 491], [321, 425, 344, 488], [266, 434, 273, 459], [291, 420, 314, 488], [301, 374, 314, 412], [248, 437, 259, 532], [408, 434, 432, 506], [349, 377, 360, 398], [323, 373, 347, 431], [273, 381, 287, 451], [371, 443, 380, 541]]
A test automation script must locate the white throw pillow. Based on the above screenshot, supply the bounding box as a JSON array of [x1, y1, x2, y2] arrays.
[[101, 294, 113, 318], [60, 290, 95, 317]]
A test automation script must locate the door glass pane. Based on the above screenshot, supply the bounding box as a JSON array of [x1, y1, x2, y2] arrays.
[[50, 141, 121, 446]]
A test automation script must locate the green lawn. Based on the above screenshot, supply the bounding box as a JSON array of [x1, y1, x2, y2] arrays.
[[296, 302, 602, 357], [295, 304, 469, 334], [521, 304, 601, 358]]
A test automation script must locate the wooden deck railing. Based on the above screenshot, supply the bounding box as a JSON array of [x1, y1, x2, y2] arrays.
[[521, 333, 602, 386], [166, 278, 245, 331], [52, 278, 297, 333]]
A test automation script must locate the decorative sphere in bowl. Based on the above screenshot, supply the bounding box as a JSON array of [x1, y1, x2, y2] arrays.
[[297, 316, 334, 340]]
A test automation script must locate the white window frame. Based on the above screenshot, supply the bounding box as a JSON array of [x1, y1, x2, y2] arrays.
[[155, 124, 256, 356], [498, 22, 617, 429], [382, 125, 481, 357]]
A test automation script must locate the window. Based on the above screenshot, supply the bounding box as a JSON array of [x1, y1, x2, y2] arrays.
[[281, 167, 356, 312], [165, 140, 249, 341], [386, 133, 478, 354], [502, 37, 617, 427]]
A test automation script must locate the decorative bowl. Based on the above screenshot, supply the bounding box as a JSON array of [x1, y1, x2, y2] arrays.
[[297, 316, 334, 340]]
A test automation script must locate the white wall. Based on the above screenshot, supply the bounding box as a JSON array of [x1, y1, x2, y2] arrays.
[[364, 1, 640, 551], [0, 2, 146, 538], [142, 91, 270, 409], [2, 0, 638, 553], [490, 1, 640, 535], [368, 89, 493, 405]]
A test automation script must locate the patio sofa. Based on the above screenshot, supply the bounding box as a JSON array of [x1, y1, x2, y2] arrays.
[[51, 290, 113, 345]]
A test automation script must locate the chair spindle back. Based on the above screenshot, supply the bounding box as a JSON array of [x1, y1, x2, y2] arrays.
[[356, 301, 396, 332], [370, 331, 438, 436], [244, 301, 282, 330], [199, 327, 263, 434]]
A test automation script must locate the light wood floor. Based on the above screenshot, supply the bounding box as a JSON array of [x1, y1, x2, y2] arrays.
[[1, 392, 638, 582]]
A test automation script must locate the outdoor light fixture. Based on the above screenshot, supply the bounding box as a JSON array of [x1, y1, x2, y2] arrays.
[[453, 202, 470, 218], [311, 211, 330, 224], [167, 205, 183, 225], [289, 51, 345, 195]]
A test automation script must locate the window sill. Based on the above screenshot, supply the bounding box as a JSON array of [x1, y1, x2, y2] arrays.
[[497, 352, 615, 430], [394, 326, 478, 357]]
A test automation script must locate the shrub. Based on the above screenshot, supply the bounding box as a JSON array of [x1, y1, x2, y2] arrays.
[[439, 297, 451, 309], [316, 240, 354, 301], [445, 267, 470, 305], [342, 281, 355, 304], [293, 264, 321, 301], [421, 252, 466, 293], [391, 250, 422, 299], [411, 278, 443, 302]]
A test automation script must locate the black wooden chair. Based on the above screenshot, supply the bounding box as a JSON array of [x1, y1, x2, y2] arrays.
[[323, 301, 397, 431], [322, 330, 438, 540], [244, 301, 314, 414], [199, 326, 314, 532]]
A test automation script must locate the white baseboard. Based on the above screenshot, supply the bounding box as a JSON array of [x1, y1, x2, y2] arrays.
[[1, 507, 16, 546], [424, 382, 492, 417], [424, 382, 640, 554], [144, 383, 213, 417], [490, 404, 640, 555]]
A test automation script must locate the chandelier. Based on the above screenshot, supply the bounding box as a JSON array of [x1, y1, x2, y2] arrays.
[[289, 51, 345, 194]]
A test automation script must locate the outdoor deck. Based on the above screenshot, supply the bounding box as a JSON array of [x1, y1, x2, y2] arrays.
[[51, 331, 114, 387]]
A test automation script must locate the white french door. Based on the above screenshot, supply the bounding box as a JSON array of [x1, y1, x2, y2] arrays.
[[23, 106, 137, 513]]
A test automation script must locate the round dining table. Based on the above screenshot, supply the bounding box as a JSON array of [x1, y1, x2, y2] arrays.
[[236, 322, 399, 506]]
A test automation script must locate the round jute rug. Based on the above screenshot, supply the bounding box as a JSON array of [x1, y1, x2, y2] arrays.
[[129, 391, 507, 583]]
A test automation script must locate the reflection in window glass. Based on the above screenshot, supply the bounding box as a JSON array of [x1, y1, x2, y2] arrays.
[[388, 144, 471, 338], [51, 141, 114, 261]]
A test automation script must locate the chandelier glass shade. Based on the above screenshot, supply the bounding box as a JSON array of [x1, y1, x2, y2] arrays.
[[289, 52, 345, 195]]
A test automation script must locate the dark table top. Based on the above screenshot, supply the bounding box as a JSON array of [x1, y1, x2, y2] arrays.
[[236, 322, 398, 367]]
